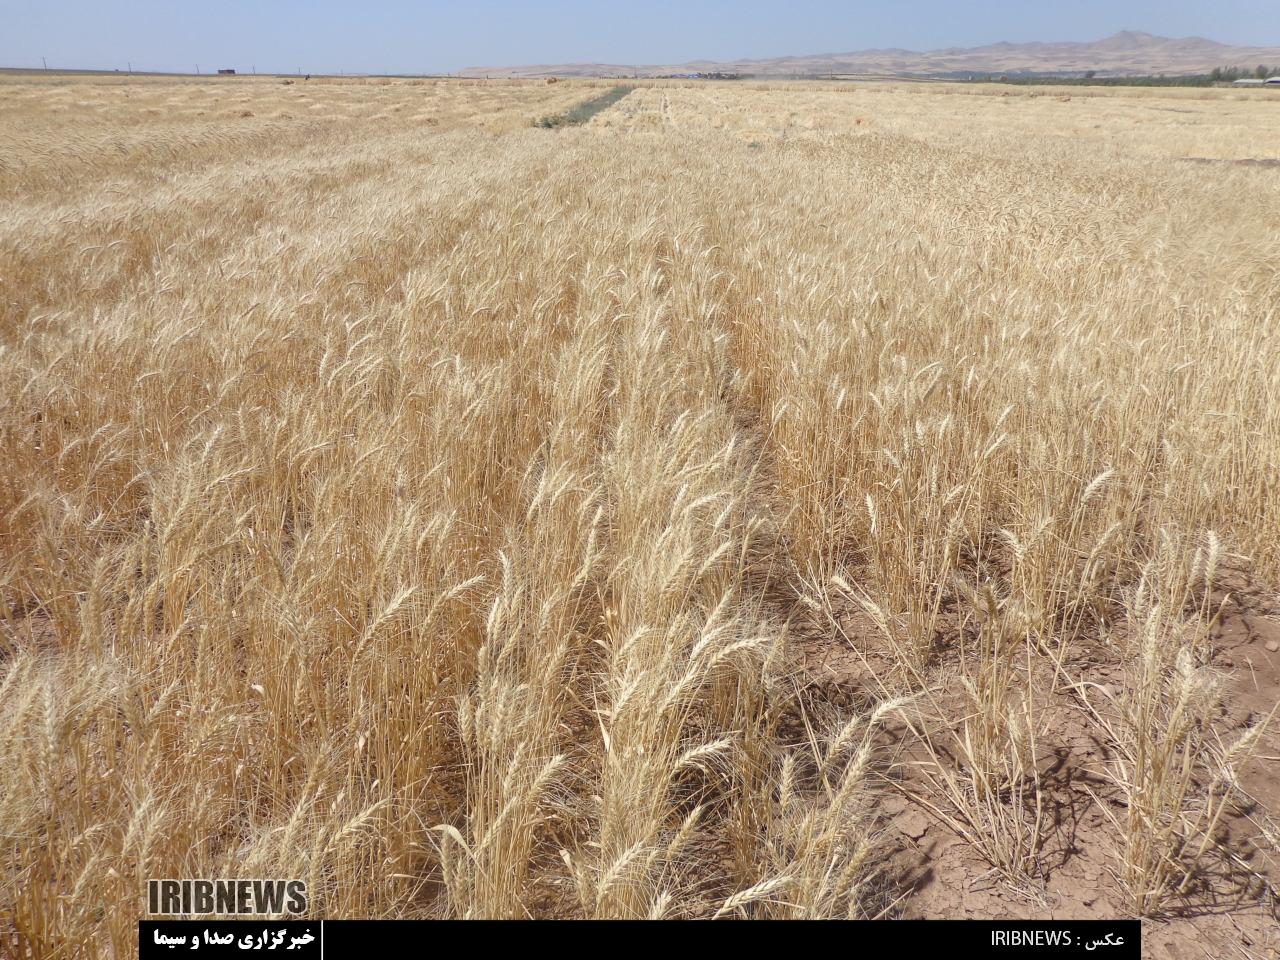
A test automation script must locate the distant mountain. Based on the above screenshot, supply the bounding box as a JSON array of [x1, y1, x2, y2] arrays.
[[461, 31, 1280, 78]]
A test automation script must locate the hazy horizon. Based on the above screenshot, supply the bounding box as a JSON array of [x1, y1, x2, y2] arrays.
[[2, 0, 1279, 75]]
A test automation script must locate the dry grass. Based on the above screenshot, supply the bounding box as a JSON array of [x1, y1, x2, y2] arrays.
[[2, 74, 1279, 951], [600, 80, 1280, 161]]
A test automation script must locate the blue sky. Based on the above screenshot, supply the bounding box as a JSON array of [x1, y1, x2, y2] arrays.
[[3, 1, 1277, 75]]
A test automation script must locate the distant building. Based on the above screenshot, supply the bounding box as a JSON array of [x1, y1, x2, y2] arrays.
[[217, 68, 236, 76]]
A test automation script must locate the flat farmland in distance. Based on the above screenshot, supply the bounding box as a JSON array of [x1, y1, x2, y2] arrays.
[[602, 80, 1280, 160], [2, 75, 1280, 956]]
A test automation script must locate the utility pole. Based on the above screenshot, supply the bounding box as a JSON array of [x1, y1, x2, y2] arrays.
[[127, 61, 132, 75], [42, 56, 48, 71], [196, 65, 200, 75]]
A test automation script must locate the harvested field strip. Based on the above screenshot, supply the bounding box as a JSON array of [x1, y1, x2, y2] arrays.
[[534, 85, 633, 127]]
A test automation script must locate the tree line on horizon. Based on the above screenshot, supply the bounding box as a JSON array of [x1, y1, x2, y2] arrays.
[[1209, 65, 1278, 81]]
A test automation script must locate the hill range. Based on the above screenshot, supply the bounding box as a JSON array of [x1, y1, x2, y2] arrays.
[[461, 31, 1280, 78]]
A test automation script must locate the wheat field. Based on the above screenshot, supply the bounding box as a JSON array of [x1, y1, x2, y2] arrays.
[[2, 74, 1279, 955]]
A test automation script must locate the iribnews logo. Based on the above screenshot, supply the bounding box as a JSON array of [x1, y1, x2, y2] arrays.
[[148, 879, 308, 915]]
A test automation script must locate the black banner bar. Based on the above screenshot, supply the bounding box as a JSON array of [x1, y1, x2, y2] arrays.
[[141, 919, 1140, 957]]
